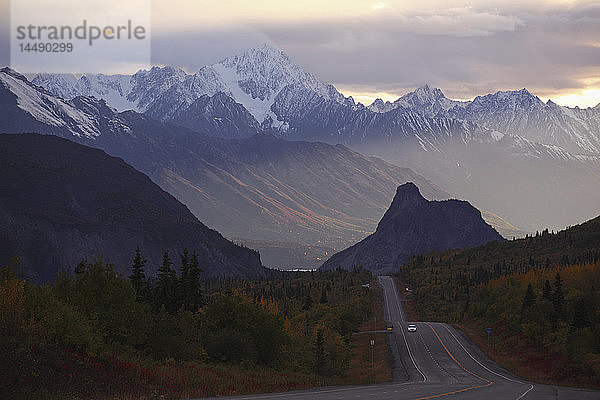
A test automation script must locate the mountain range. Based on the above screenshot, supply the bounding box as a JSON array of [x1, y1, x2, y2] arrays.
[[321, 183, 503, 274], [369, 84, 600, 155], [29, 44, 352, 133], [26, 44, 600, 236], [0, 66, 451, 258], [0, 134, 265, 282], [29, 43, 600, 156]]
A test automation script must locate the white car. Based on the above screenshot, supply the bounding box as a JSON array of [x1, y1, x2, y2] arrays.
[[407, 324, 417, 332]]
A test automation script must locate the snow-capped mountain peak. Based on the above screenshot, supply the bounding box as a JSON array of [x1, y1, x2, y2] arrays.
[[28, 43, 351, 128], [391, 84, 468, 117], [397, 84, 447, 106], [219, 43, 300, 99], [412, 84, 445, 99], [205, 43, 345, 126], [32, 71, 137, 112], [25, 45, 600, 154], [0, 68, 111, 138], [370, 98, 384, 107], [368, 98, 396, 113], [471, 88, 543, 108], [448, 87, 600, 154]]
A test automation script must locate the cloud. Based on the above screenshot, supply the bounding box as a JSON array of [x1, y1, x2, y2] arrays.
[[144, 1, 600, 106], [151, 27, 271, 72], [1, 0, 599, 106], [248, 3, 600, 106], [395, 7, 523, 37]]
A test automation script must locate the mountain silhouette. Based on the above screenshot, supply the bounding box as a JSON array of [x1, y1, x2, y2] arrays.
[[321, 182, 503, 274]]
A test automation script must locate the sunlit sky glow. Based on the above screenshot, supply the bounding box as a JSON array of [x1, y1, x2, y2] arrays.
[[2, 0, 599, 107], [339, 87, 600, 109]]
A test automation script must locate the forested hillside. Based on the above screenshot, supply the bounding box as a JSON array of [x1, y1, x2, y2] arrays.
[[398, 216, 600, 387], [1, 250, 379, 399]]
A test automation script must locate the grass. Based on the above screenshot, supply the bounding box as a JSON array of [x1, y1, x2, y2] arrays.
[[458, 320, 600, 390], [1, 343, 320, 400]]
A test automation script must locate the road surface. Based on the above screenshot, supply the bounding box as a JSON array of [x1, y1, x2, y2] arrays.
[[202, 276, 599, 400]]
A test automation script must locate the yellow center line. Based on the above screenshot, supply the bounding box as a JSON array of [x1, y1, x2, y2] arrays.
[[408, 323, 493, 400]]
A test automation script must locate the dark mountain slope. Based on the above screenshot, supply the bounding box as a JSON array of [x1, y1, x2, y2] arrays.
[[321, 183, 503, 274], [0, 134, 265, 282]]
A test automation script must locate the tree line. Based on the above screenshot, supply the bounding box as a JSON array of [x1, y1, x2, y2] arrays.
[[1, 249, 374, 399], [127, 246, 203, 314]]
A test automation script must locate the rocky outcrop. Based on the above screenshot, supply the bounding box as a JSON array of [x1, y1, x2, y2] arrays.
[[321, 183, 503, 274]]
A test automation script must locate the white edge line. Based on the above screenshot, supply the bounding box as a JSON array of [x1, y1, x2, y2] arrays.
[[223, 380, 417, 400], [441, 324, 534, 399]]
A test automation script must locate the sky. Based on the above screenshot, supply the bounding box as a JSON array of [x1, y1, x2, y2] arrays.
[[2, 0, 600, 107]]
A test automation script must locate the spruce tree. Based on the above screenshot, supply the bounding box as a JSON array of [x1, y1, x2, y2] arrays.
[[550, 273, 565, 330], [552, 273, 564, 318], [75, 258, 87, 275], [179, 249, 203, 311], [313, 329, 327, 375], [521, 283, 536, 315], [129, 246, 148, 302], [571, 297, 589, 331], [156, 250, 177, 313], [189, 251, 203, 308], [303, 289, 313, 310], [320, 287, 328, 304], [180, 248, 190, 279], [542, 279, 552, 301], [178, 248, 190, 309]]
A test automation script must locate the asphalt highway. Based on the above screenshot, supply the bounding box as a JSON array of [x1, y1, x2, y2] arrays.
[[203, 276, 599, 400]]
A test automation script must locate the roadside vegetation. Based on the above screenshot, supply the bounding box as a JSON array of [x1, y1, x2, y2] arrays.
[[0, 249, 384, 399], [397, 216, 600, 388], [344, 281, 392, 384]]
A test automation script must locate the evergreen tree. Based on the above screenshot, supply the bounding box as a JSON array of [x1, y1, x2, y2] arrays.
[[180, 248, 190, 279], [179, 249, 203, 311], [542, 279, 552, 301], [178, 248, 190, 309], [320, 287, 328, 304], [75, 258, 87, 275], [303, 289, 313, 310], [313, 329, 327, 375], [156, 250, 178, 313], [552, 273, 564, 318], [571, 297, 589, 331], [521, 283, 536, 315], [190, 251, 203, 305], [129, 246, 149, 302], [550, 273, 565, 330]]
